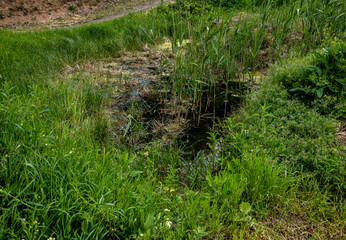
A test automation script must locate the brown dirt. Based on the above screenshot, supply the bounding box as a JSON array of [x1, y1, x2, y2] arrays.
[[337, 120, 346, 147], [0, 0, 169, 29], [247, 210, 345, 240]]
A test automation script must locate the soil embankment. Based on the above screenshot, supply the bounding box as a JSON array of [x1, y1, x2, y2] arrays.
[[0, 0, 167, 28]]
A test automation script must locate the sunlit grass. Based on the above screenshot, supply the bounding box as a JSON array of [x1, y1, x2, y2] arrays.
[[0, 0, 345, 238]]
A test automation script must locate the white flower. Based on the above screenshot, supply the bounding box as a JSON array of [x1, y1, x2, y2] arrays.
[[164, 209, 170, 212], [165, 221, 172, 228]]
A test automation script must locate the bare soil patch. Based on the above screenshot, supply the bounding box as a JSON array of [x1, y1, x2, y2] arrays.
[[0, 0, 165, 29], [337, 120, 346, 147], [248, 210, 345, 239]]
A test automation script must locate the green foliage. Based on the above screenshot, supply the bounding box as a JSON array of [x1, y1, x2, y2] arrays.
[[175, 0, 213, 14], [0, 11, 168, 91], [176, 0, 289, 8], [220, 77, 345, 195], [273, 41, 346, 118], [160, 0, 346, 124], [0, 0, 345, 238], [68, 4, 76, 12], [300, 0, 346, 44]]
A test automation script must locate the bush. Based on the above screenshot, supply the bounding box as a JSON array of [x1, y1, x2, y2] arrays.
[[272, 41, 346, 118], [218, 77, 345, 197]]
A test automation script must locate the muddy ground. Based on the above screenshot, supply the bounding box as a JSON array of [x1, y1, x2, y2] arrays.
[[0, 0, 164, 28], [62, 39, 191, 146]]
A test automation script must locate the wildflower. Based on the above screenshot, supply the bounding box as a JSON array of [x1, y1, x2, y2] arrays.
[[164, 209, 170, 212], [165, 221, 172, 228]]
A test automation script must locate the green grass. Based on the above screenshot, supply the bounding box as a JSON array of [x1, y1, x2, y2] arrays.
[[160, 0, 345, 123], [272, 40, 346, 118], [228, 71, 345, 239], [0, 0, 345, 239], [0, 12, 171, 92]]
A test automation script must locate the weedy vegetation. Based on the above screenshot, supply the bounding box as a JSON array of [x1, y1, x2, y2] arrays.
[[0, 0, 345, 239]]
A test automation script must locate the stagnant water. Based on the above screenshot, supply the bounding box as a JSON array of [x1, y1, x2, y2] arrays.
[[65, 43, 251, 168]]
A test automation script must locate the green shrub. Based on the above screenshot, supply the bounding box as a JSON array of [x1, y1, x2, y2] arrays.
[[68, 4, 76, 12], [221, 74, 346, 195], [0, 1, 344, 238], [163, 0, 213, 16], [273, 41, 345, 118]]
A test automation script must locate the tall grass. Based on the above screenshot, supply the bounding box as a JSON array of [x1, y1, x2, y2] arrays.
[[0, 0, 345, 238], [161, 0, 345, 124], [0, 12, 170, 92]]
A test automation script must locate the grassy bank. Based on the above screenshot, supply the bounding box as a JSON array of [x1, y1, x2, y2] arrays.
[[0, 0, 345, 239]]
